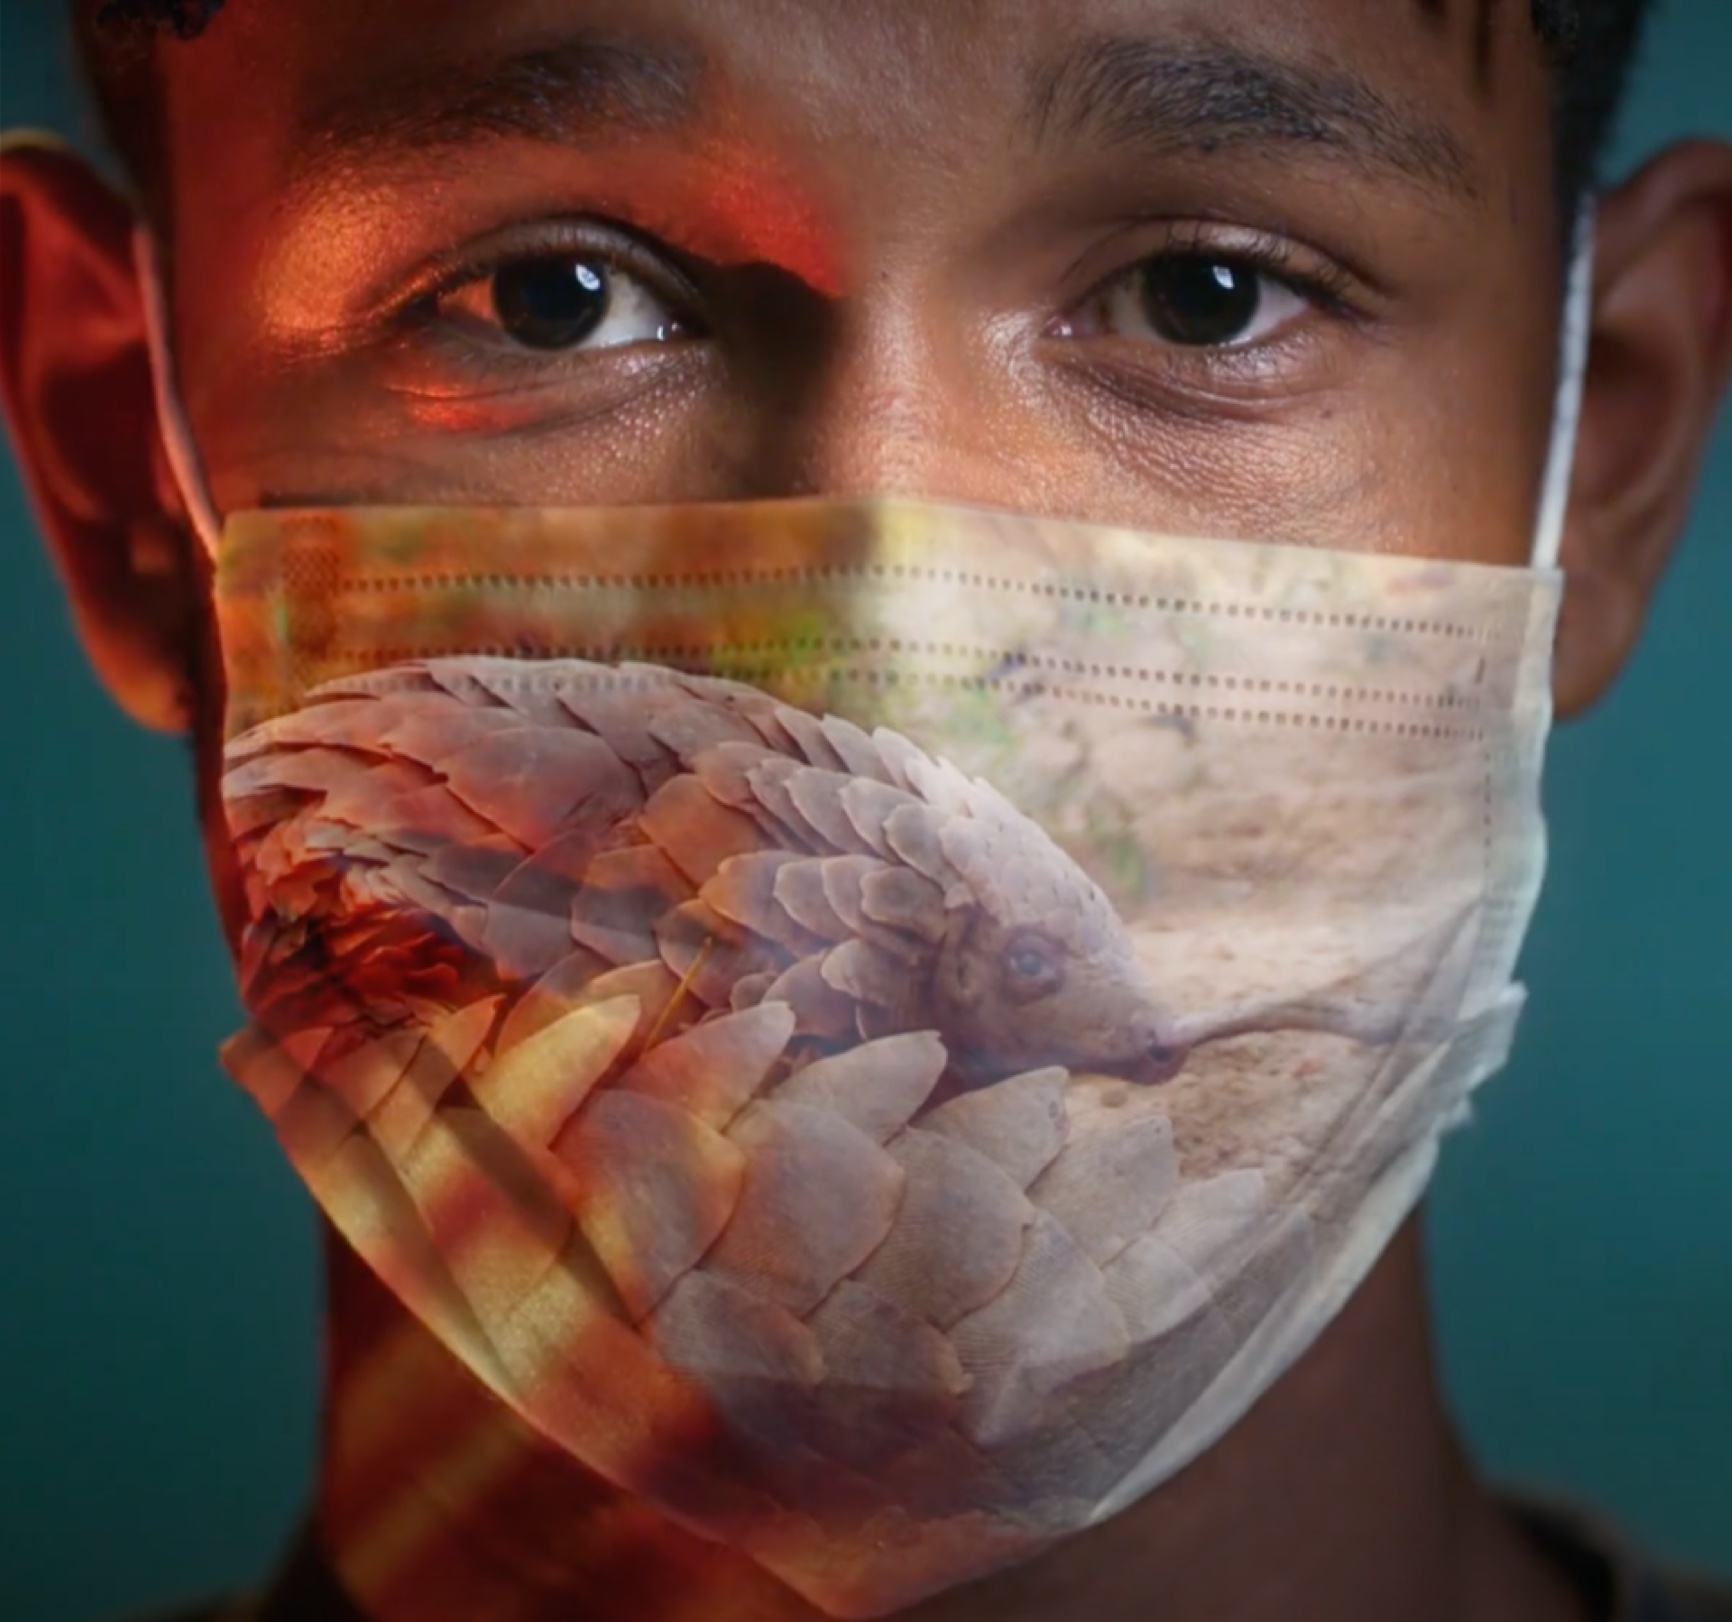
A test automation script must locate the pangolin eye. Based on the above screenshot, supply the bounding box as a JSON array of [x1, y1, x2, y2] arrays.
[[1001, 930, 1065, 1004], [1009, 945, 1048, 978]]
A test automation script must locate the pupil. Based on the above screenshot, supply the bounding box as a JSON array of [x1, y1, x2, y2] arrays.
[[1140, 258, 1260, 347], [492, 257, 609, 350]]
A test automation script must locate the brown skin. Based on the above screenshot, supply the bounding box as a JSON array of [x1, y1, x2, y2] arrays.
[[4, 2, 1732, 1619]]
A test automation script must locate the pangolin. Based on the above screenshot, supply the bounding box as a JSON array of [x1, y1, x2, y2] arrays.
[[220, 655, 1314, 1615]]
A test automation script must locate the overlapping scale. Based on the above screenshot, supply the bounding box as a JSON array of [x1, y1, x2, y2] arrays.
[[220, 654, 1316, 1614]]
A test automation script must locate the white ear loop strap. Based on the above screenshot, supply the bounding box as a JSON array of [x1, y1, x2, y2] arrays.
[[1531, 202, 1597, 572], [132, 224, 224, 560]]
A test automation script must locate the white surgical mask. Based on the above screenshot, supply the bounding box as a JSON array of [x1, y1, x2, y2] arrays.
[[140, 214, 1595, 1618]]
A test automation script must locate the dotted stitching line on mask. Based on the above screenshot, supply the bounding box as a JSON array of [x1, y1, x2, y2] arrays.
[[298, 638, 1492, 713], [310, 565, 1494, 643], [837, 670, 1491, 740], [302, 651, 1490, 742]]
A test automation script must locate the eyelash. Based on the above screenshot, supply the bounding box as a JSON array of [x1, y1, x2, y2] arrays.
[[390, 219, 703, 343], [1080, 224, 1357, 326]]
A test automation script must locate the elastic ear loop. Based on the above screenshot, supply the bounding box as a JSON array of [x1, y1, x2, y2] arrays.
[[3, 139, 218, 550], [131, 224, 223, 560], [1531, 202, 1597, 572]]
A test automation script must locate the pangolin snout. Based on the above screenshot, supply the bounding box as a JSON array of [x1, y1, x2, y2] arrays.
[[1124, 1040, 1189, 1086]]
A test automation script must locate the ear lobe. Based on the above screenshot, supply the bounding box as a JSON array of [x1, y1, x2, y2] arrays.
[[0, 139, 200, 732], [1553, 139, 1732, 719]]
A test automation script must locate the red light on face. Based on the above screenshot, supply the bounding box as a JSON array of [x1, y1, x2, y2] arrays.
[[677, 139, 846, 299]]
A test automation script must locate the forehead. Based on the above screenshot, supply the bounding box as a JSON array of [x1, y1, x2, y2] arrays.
[[176, 0, 1544, 109], [161, 0, 1555, 259]]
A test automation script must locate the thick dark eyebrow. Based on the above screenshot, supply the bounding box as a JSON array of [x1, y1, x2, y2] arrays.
[[290, 36, 702, 181], [1026, 36, 1478, 203]]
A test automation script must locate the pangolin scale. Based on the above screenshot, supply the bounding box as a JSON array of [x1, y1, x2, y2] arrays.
[[220, 655, 1313, 1604]]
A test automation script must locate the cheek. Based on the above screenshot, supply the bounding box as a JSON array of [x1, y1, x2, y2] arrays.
[[1368, 339, 1557, 567], [193, 350, 738, 511], [1045, 345, 1550, 562]]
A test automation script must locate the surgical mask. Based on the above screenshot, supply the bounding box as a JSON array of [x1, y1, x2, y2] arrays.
[[140, 215, 1594, 1619]]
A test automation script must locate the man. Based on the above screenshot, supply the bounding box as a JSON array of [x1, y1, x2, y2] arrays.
[[3, 1, 1730, 1619]]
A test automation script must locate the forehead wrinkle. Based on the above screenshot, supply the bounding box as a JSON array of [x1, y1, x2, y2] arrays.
[[1026, 34, 1480, 204], [284, 34, 703, 189]]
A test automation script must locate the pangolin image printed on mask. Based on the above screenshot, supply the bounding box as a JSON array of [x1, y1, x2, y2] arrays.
[[216, 499, 1557, 1617]]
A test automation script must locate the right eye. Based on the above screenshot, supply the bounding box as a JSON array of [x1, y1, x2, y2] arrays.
[[437, 252, 694, 353]]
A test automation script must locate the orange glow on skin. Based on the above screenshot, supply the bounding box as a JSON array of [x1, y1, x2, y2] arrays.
[[676, 137, 845, 300], [258, 136, 846, 362]]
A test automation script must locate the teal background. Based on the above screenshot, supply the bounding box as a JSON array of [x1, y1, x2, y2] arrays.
[[0, 3, 1726, 1615]]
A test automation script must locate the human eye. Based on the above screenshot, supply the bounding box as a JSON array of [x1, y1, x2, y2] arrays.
[[405, 222, 703, 357], [1054, 230, 1353, 354]]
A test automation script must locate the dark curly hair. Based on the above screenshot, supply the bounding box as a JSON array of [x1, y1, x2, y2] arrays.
[[77, 0, 1653, 232]]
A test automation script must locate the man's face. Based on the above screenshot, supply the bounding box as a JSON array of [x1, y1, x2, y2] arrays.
[[156, 0, 1563, 567], [8, 13, 1730, 1605]]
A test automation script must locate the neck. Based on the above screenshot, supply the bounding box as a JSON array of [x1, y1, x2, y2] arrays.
[[314, 1217, 1586, 1622]]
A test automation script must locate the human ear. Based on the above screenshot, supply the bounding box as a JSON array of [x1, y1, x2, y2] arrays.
[[1553, 139, 1732, 719], [0, 136, 200, 733]]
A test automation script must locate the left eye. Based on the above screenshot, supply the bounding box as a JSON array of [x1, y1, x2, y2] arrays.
[[438, 253, 691, 353], [1001, 933, 1064, 1002], [1078, 254, 1309, 350]]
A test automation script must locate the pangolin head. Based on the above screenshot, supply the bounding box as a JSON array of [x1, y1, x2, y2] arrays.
[[920, 772, 1185, 1086]]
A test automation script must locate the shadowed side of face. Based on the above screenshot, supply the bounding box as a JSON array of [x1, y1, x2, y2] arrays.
[[154, 0, 1564, 561]]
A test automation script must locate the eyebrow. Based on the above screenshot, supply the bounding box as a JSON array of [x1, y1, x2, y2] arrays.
[[291, 35, 702, 179], [1026, 36, 1479, 203]]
